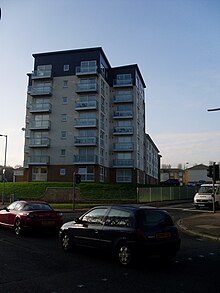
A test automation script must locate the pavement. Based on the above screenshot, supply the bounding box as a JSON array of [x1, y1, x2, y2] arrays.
[[177, 210, 220, 241]]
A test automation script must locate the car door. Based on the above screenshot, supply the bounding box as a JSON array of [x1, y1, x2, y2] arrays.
[[100, 208, 135, 250], [73, 207, 108, 248]]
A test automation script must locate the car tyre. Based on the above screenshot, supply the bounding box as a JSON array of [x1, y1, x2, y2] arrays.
[[14, 218, 23, 236], [61, 232, 73, 252], [116, 243, 132, 266]]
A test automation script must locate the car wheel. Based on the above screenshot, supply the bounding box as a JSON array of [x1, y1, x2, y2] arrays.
[[61, 232, 72, 252], [116, 243, 132, 266], [215, 202, 219, 210], [14, 219, 23, 236]]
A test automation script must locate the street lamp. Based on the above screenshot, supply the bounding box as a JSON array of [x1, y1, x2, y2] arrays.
[[0, 134, 8, 204], [207, 108, 220, 112]]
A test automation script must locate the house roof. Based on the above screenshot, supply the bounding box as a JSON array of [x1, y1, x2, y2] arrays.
[[188, 164, 208, 170]]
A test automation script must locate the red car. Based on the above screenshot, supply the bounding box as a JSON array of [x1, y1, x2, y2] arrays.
[[0, 200, 63, 235]]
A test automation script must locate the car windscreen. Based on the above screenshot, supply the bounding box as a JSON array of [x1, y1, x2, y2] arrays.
[[137, 210, 174, 228], [198, 186, 216, 194]]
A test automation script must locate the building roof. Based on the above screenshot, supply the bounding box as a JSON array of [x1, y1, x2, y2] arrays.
[[188, 164, 208, 170]]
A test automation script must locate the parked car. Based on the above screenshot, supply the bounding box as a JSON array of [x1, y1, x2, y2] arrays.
[[0, 200, 63, 235], [59, 205, 180, 266], [194, 183, 220, 210]]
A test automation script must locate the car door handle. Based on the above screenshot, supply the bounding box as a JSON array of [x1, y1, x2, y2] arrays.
[[94, 230, 99, 234]]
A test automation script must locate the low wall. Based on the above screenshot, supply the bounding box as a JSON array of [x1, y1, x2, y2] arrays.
[[43, 187, 80, 203]]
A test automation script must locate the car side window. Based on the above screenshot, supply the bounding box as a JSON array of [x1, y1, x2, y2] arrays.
[[81, 208, 108, 225], [105, 209, 133, 227]]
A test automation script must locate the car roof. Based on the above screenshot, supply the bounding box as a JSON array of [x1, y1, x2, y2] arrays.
[[90, 204, 162, 212], [12, 200, 49, 205]]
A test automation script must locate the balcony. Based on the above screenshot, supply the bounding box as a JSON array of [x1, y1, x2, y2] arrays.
[[29, 120, 51, 130], [27, 155, 50, 165], [75, 66, 98, 76], [113, 159, 134, 168], [29, 138, 50, 148], [113, 126, 133, 135], [75, 82, 98, 93], [113, 111, 133, 119], [74, 155, 98, 164], [31, 69, 52, 80], [75, 100, 98, 111], [113, 79, 133, 87], [74, 136, 98, 146], [28, 85, 53, 96], [29, 103, 52, 113], [113, 142, 134, 151], [74, 118, 97, 128], [114, 94, 133, 103]]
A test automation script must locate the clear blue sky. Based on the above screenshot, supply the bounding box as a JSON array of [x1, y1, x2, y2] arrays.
[[0, 0, 220, 168]]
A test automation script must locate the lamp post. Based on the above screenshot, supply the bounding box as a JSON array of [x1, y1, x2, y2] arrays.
[[0, 134, 8, 205], [207, 108, 220, 112]]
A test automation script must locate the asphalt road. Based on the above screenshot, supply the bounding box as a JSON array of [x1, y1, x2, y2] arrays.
[[0, 203, 219, 293]]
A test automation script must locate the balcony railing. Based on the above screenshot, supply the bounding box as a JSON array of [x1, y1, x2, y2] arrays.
[[113, 126, 133, 135], [113, 79, 133, 87], [75, 82, 98, 93], [29, 103, 52, 113], [113, 159, 134, 167], [75, 100, 97, 110], [74, 118, 97, 128], [113, 142, 134, 151], [114, 94, 133, 103], [29, 120, 51, 130], [31, 70, 52, 79], [74, 136, 98, 146], [74, 155, 98, 164], [28, 86, 53, 96], [75, 66, 98, 75], [113, 111, 133, 119], [27, 155, 50, 165], [29, 138, 50, 147]]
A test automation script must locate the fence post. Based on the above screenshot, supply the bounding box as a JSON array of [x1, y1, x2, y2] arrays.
[[150, 188, 152, 202], [161, 187, 163, 202]]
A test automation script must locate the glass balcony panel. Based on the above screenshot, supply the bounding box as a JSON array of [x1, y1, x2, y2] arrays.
[[113, 79, 133, 87], [75, 101, 97, 110], [29, 120, 51, 130], [113, 126, 133, 135], [31, 69, 52, 79], [74, 155, 98, 164], [30, 103, 52, 113], [75, 66, 97, 75], [74, 118, 97, 128], [27, 156, 50, 165], [114, 93, 133, 103], [29, 138, 50, 147], [113, 142, 133, 151], [28, 86, 53, 96], [75, 82, 98, 92], [74, 136, 97, 146], [113, 159, 134, 167], [113, 111, 133, 118]]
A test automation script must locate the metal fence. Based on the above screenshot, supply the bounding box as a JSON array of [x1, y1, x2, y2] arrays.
[[137, 186, 197, 203]]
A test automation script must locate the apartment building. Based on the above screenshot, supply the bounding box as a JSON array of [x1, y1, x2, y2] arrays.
[[22, 47, 160, 183]]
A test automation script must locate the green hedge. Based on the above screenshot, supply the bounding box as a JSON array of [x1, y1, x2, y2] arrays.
[[0, 182, 138, 201]]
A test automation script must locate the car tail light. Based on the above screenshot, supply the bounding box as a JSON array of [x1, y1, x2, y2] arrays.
[[136, 228, 147, 241]]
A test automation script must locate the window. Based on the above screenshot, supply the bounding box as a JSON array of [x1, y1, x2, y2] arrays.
[[61, 131, 67, 139], [62, 97, 68, 104], [63, 80, 68, 88], [105, 209, 133, 227], [81, 208, 108, 225], [116, 169, 132, 183], [60, 149, 66, 156], [60, 168, 66, 176], [61, 114, 67, 122], [63, 64, 69, 71]]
